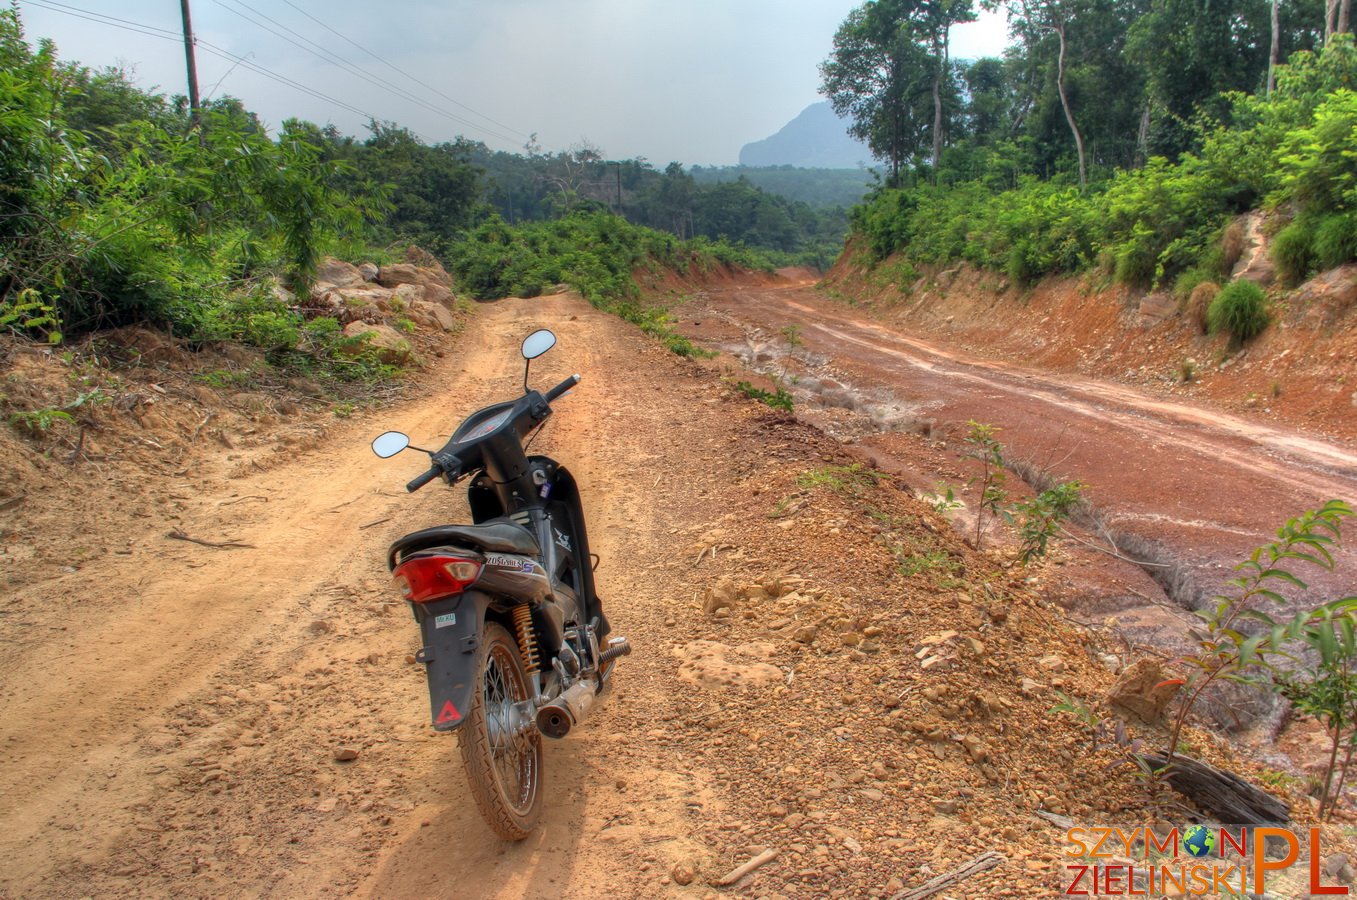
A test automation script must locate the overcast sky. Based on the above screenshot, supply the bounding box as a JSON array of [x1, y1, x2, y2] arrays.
[[17, 0, 1010, 166]]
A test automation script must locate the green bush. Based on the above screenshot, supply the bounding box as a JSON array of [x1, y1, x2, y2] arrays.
[[1207, 280, 1270, 341], [1271, 219, 1316, 284], [1313, 212, 1357, 269]]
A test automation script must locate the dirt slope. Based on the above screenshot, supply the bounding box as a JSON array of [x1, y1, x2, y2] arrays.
[[0, 292, 1200, 899]]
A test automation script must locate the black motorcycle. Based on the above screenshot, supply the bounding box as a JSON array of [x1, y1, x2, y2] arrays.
[[371, 329, 628, 839]]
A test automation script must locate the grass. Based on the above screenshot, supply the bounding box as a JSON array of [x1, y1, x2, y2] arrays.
[[796, 463, 884, 496], [733, 379, 793, 411]]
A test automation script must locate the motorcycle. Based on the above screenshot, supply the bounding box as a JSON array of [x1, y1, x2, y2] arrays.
[[370, 328, 628, 840]]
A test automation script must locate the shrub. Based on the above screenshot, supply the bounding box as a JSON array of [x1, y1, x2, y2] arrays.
[[1207, 280, 1270, 341], [1188, 282, 1221, 333], [1271, 218, 1316, 285], [1312, 212, 1357, 269], [1173, 267, 1213, 302], [1220, 219, 1247, 274]]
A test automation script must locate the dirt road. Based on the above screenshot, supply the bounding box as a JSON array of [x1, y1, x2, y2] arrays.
[[0, 295, 740, 898], [0, 285, 1326, 899], [682, 283, 1357, 687]]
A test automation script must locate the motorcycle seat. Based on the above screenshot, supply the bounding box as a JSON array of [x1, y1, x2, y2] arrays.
[[388, 520, 540, 569]]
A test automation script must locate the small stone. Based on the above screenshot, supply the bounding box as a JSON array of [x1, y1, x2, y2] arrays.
[[1020, 677, 1044, 697], [671, 862, 697, 886], [1037, 655, 1067, 673], [333, 747, 359, 762], [860, 788, 885, 802]]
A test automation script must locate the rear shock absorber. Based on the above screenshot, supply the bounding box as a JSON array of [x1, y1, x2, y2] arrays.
[[512, 604, 541, 674]]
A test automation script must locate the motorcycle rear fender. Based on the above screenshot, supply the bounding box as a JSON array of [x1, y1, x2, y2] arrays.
[[413, 591, 492, 733]]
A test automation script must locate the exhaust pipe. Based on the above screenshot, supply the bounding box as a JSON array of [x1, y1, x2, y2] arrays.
[[537, 639, 630, 739], [536, 678, 597, 739]]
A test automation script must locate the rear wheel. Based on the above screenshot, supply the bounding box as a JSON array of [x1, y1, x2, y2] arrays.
[[459, 621, 542, 840]]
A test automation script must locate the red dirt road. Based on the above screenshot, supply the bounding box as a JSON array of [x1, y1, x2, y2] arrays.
[[680, 282, 1357, 663]]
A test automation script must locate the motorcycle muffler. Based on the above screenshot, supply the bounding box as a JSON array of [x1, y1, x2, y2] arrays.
[[536, 638, 631, 739], [536, 678, 597, 739]]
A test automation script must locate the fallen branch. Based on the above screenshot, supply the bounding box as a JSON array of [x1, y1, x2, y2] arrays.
[[359, 517, 391, 530], [889, 851, 1005, 900], [715, 848, 778, 886], [218, 494, 268, 506], [166, 528, 255, 550], [1058, 523, 1170, 567], [190, 412, 215, 444]]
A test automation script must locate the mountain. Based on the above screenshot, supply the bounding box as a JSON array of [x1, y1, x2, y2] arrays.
[[739, 102, 871, 169]]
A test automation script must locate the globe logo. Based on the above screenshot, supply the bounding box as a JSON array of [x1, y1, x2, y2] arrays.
[[1183, 825, 1217, 858]]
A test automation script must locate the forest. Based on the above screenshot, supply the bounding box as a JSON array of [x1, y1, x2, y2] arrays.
[[824, 0, 1357, 313], [0, 7, 842, 368], [6, 0, 1357, 360]]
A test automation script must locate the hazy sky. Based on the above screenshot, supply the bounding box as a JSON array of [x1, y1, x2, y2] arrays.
[[16, 0, 1010, 166]]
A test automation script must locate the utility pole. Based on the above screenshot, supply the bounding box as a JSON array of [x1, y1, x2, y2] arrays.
[[180, 0, 202, 127]]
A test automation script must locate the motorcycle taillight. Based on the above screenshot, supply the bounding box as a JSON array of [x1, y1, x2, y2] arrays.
[[392, 554, 484, 603]]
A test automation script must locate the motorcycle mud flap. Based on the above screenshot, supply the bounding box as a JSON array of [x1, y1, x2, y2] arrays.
[[413, 591, 492, 733]]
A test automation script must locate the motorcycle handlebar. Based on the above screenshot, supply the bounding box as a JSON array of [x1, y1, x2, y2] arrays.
[[407, 453, 460, 492], [546, 374, 580, 402], [406, 466, 442, 492]]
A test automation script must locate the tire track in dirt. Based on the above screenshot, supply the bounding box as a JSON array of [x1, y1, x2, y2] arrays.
[[690, 284, 1357, 607], [0, 295, 743, 898], [358, 299, 734, 898], [0, 299, 583, 895]]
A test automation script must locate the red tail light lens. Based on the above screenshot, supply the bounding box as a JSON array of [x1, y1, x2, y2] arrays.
[[392, 554, 484, 603]]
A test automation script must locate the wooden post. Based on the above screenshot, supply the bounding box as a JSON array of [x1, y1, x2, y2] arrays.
[[180, 0, 202, 126]]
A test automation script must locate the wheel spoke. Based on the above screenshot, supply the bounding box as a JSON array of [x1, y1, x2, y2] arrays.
[[482, 644, 537, 814]]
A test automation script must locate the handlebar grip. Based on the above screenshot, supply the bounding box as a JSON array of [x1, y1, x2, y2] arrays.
[[406, 466, 442, 492], [546, 374, 580, 402]]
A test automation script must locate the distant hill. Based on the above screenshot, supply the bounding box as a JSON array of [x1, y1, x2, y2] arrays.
[[688, 165, 872, 209], [739, 102, 872, 169]]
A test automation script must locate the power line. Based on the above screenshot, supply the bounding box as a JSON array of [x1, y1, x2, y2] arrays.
[[17, 0, 384, 127], [275, 0, 532, 143], [17, 0, 183, 43], [211, 0, 522, 145], [196, 39, 377, 121]]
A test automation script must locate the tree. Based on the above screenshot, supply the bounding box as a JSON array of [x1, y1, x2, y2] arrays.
[[1000, 0, 1089, 187], [920, 0, 979, 170], [820, 1, 943, 183]]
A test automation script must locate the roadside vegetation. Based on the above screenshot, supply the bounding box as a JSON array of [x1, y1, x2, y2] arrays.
[[824, 0, 1357, 318], [0, 7, 823, 385]]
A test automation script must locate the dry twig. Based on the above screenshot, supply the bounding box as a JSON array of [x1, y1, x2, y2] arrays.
[[165, 528, 255, 550]]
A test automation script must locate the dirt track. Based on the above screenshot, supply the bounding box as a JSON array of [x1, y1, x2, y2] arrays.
[[0, 295, 729, 897], [5, 279, 1355, 898], [683, 283, 1357, 626]]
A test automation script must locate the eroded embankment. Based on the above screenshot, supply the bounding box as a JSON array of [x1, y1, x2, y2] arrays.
[[674, 277, 1357, 752]]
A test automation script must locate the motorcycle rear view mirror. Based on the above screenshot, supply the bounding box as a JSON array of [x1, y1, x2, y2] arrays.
[[521, 329, 557, 392], [521, 330, 557, 360], [371, 431, 411, 458]]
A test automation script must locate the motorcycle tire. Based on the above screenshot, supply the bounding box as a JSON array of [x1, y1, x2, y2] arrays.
[[459, 620, 543, 840]]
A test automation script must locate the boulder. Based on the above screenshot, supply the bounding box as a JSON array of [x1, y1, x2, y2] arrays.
[[1293, 264, 1357, 330], [376, 263, 421, 289], [1137, 292, 1178, 325], [358, 262, 380, 283], [404, 247, 454, 286], [421, 283, 456, 307], [410, 300, 456, 332], [378, 261, 454, 290], [1106, 657, 1181, 725], [314, 257, 365, 291], [389, 283, 424, 313], [334, 286, 394, 311], [341, 322, 414, 366]]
